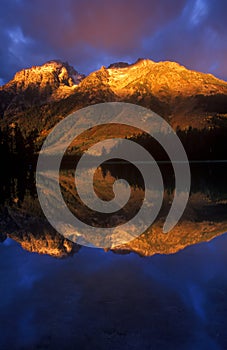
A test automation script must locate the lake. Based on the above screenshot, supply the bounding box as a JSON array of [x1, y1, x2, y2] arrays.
[[0, 163, 227, 349]]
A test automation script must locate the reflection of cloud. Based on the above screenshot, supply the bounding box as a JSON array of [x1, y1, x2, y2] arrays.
[[2, 234, 227, 348]]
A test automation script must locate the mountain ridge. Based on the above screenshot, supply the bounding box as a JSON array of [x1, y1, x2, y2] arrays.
[[0, 60, 85, 117], [0, 58, 227, 152]]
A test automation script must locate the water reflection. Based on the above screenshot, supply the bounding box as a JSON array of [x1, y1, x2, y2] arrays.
[[0, 162, 227, 257], [1, 163, 227, 349], [1, 234, 227, 349]]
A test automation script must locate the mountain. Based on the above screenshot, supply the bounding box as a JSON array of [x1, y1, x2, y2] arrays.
[[0, 58, 227, 158], [1, 58, 227, 121], [0, 60, 85, 118], [79, 58, 227, 128]]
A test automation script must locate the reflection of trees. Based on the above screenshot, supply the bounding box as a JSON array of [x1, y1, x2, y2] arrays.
[[0, 166, 36, 207], [59, 168, 144, 228], [0, 123, 37, 207], [100, 159, 145, 191], [101, 161, 227, 202]]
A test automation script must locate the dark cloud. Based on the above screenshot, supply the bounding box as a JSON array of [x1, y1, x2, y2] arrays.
[[0, 0, 226, 84], [143, 0, 227, 79]]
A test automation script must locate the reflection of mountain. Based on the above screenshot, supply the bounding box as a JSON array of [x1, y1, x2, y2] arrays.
[[1, 164, 227, 257], [0, 205, 80, 258], [114, 191, 227, 256]]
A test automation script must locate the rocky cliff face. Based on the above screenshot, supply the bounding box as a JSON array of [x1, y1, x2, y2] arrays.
[[105, 58, 227, 98], [0, 60, 85, 117], [12, 60, 83, 89]]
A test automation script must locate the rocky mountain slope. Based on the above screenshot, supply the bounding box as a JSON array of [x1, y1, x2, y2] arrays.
[[0, 58, 227, 161], [1, 58, 227, 130], [0, 60, 85, 118]]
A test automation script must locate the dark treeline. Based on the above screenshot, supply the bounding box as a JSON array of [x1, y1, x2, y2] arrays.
[[0, 123, 227, 165], [0, 124, 37, 207], [176, 126, 227, 160], [126, 126, 227, 161], [0, 123, 38, 167]]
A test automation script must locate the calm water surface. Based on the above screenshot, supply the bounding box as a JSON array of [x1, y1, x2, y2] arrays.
[[0, 163, 227, 349]]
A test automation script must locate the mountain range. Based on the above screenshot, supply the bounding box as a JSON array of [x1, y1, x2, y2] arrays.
[[1, 58, 227, 141]]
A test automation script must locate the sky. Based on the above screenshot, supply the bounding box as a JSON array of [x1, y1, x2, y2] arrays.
[[0, 0, 227, 85]]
